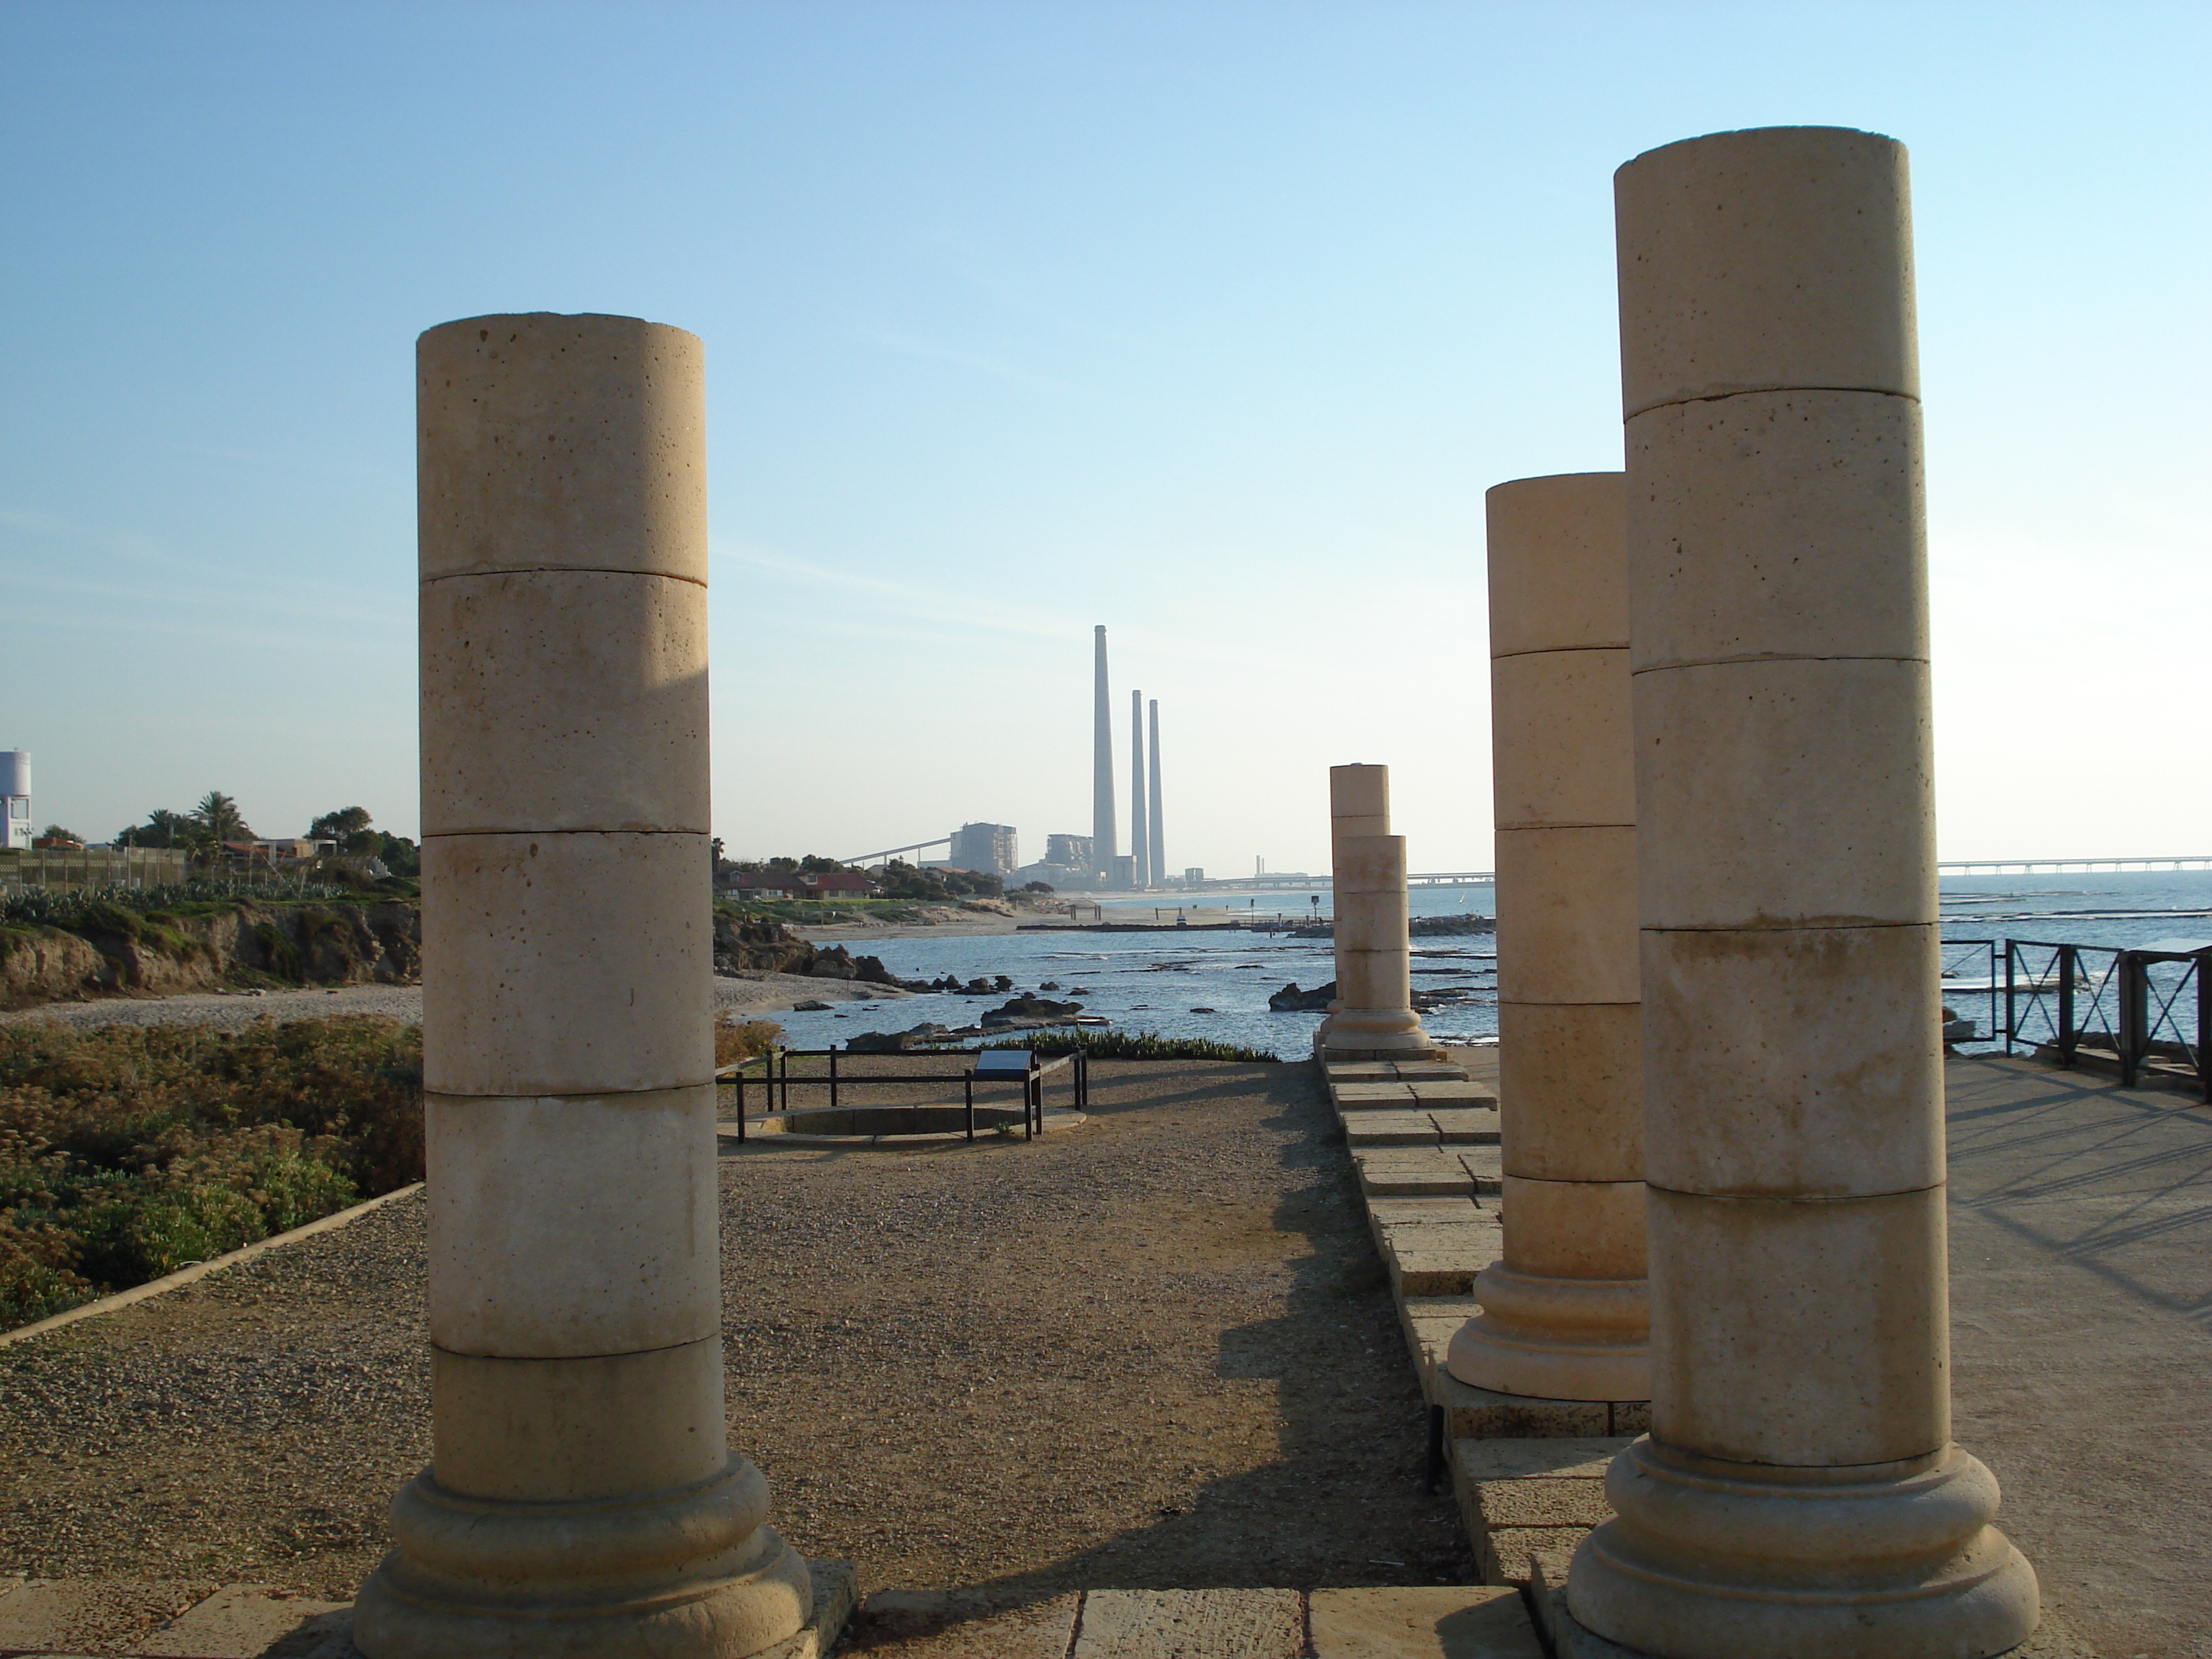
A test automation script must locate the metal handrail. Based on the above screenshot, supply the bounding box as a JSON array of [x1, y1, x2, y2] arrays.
[[2002, 938, 2208, 1102], [716, 1046, 1089, 1141]]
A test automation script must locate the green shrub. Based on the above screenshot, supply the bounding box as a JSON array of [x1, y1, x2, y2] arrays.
[[0, 1015, 421, 1328], [0, 879, 355, 930], [251, 921, 302, 980], [77, 902, 143, 940]]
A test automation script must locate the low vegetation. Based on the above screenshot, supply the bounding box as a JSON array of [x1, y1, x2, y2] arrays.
[[0, 1015, 425, 1331], [964, 1030, 1282, 1064], [714, 1015, 783, 1068], [0, 878, 377, 930], [712, 896, 952, 927]]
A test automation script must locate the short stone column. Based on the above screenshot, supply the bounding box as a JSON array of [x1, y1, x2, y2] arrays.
[[1567, 130, 2038, 1658], [1319, 764, 1435, 1060], [1447, 472, 1647, 1404], [356, 313, 811, 1659]]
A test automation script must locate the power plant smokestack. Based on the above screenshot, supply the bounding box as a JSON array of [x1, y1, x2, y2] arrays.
[[1130, 688, 1148, 890], [1148, 698, 1164, 887], [1092, 626, 1115, 881]]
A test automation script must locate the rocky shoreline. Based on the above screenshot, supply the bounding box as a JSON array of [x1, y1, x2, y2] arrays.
[[1, 899, 421, 1010]]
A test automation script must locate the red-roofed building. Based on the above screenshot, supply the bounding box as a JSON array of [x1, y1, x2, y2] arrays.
[[724, 868, 876, 900]]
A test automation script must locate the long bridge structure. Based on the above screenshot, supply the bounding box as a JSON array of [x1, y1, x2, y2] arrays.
[[1932, 855, 2211, 874], [1191, 855, 2209, 894]]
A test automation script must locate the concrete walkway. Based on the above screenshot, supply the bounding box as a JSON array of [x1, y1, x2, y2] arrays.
[[1338, 1048, 2209, 1658], [1944, 1054, 2212, 1659]]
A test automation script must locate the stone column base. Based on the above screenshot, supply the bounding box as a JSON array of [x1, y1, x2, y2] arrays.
[[1565, 1438, 2039, 1659], [354, 1457, 812, 1659], [1449, 1262, 1649, 1403]]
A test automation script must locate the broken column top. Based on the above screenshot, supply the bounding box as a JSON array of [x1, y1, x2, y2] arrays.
[[1614, 125, 1917, 415], [416, 312, 708, 585], [1329, 763, 1388, 829]]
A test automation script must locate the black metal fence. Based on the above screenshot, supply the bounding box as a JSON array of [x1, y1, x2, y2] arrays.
[[1998, 938, 2208, 1102], [716, 1046, 1089, 1142]]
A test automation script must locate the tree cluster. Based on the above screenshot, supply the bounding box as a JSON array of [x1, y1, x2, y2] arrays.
[[870, 858, 1004, 900], [108, 795, 418, 875]]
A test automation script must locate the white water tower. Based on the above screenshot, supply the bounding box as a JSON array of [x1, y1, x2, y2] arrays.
[[0, 751, 29, 850]]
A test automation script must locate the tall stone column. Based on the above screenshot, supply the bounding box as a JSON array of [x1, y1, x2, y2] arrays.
[[356, 313, 811, 1659], [1447, 473, 1647, 1404], [1318, 764, 1435, 1060], [1568, 130, 2038, 1658]]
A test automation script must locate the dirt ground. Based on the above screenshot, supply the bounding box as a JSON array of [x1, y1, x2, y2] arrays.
[[0, 1057, 1467, 1601]]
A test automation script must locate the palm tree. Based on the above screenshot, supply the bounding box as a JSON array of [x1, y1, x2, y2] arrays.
[[190, 791, 253, 845]]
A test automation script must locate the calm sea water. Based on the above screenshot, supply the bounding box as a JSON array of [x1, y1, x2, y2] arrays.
[[772, 870, 2211, 1059]]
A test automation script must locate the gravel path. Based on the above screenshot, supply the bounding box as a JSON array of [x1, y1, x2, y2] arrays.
[[0, 972, 909, 1033], [0, 1060, 1463, 1600]]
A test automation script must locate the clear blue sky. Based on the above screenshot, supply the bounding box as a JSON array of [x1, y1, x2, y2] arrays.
[[3, 1, 2204, 872]]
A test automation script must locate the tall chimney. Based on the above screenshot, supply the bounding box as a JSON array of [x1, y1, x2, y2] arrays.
[[1148, 699, 1164, 887], [1130, 688, 1148, 890], [1092, 626, 1115, 883]]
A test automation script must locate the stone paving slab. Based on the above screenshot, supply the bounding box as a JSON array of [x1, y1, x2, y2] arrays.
[[845, 1590, 1081, 1656], [1455, 1150, 1502, 1194], [1358, 1164, 1476, 1198], [1479, 1526, 1591, 1593], [848, 1589, 1542, 1659], [1332, 1083, 1421, 1104], [1437, 1376, 1612, 1440], [1070, 1588, 1303, 1659], [1306, 1586, 1542, 1658], [1426, 1110, 1501, 1144], [1345, 1114, 1445, 1147], [1453, 1437, 1627, 1483], [1378, 1221, 1497, 1258], [1369, 1197, 1483, 1226], [1471, 1479, 1615, 1531], [1406, 1084, 1498, 1107], [0, 1581, 212, 1656], [0, 1564, 859, 1659], [1323, 1063, 1470, 1083], [129, 1588, 346, 1658]]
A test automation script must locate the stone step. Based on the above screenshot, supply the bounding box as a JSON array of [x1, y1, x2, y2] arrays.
[[1434, 1370, 1650, 1443], [1447, 1439, 1625, 1591], [1380, 1217, 1501, 1298], [1344, 1111, 1501, 1149], [1322, 1062, 1470, 1083], [844, 1586, 1544, 1658], [1352, 1149, 1501, 1200]]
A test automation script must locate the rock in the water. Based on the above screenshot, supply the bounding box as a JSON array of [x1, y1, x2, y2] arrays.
[[1269, 981, 1336, 1012], [981, 996, 1084, 1022], [793, 999, 833, 1012], [808, 945, 860, 980], [1408, 914, 1496, 936], [845, 1021, 952, 1053]]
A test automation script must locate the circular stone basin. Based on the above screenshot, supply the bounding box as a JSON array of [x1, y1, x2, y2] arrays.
[[783, 1105, 1025, 1136], [742, 1102, 1087, 1146]]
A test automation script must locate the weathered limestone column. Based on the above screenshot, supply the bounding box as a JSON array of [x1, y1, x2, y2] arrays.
[[1447, 473, 1647, 1403], [1318, 764, 1435, 1060], [1568, 130, 2038, 1658], [356, 314, 811, 1659]]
